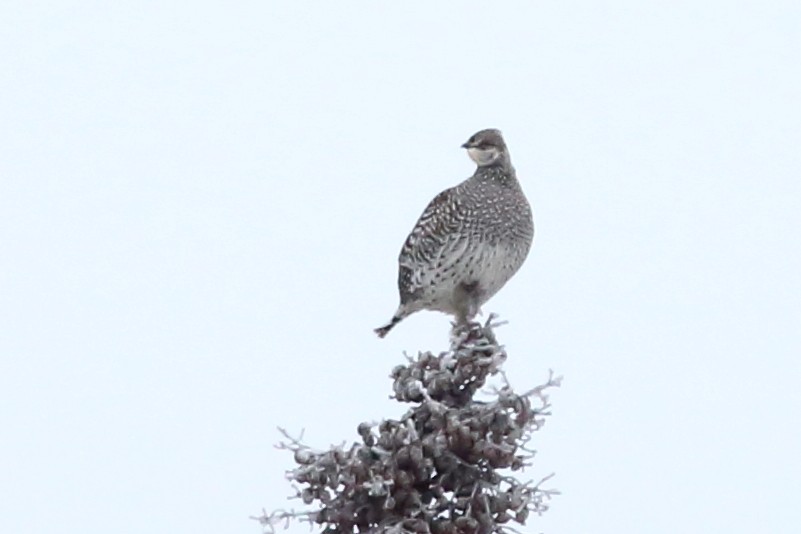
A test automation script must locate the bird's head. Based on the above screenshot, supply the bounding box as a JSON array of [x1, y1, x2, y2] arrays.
[[461, 129, 508, 167]]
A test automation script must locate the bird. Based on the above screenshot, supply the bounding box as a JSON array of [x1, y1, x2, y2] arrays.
[[375, 129, 534, 338]]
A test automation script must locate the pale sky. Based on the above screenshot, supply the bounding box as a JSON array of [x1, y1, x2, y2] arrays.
[[2, 2, 800, 533]]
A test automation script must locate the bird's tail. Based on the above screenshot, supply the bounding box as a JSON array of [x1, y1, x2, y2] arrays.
[[374, 315, 403, 338]]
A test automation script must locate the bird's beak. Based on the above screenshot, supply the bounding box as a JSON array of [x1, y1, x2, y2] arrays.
[[461, 142, 471, 149]]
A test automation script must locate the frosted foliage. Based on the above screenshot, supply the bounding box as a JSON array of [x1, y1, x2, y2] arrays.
[[257, 316, 560, 534]]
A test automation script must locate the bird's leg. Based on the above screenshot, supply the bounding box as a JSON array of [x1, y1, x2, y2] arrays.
[[450, 305, 471, 337], [449, 283, 485, 343], [466, 301, 482, 322], [452, 281, 483, 327]]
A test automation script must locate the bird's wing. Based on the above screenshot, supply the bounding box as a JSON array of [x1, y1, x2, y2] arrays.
[[397, 187, 470, 300]]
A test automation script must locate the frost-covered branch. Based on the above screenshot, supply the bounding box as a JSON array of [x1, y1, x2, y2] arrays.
[[256, 316, 561, 534]]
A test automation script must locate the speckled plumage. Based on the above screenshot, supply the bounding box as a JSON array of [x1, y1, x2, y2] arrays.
[[375, 129, 534, 338]]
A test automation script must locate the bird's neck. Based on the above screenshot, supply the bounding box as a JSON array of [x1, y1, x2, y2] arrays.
[[473, 159, 517, 185]]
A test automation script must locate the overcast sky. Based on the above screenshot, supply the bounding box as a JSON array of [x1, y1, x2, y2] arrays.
[[2, 2, 800, 533]]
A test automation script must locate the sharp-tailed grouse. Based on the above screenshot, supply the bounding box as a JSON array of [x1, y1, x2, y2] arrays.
[[375, 129, 534, 338]]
